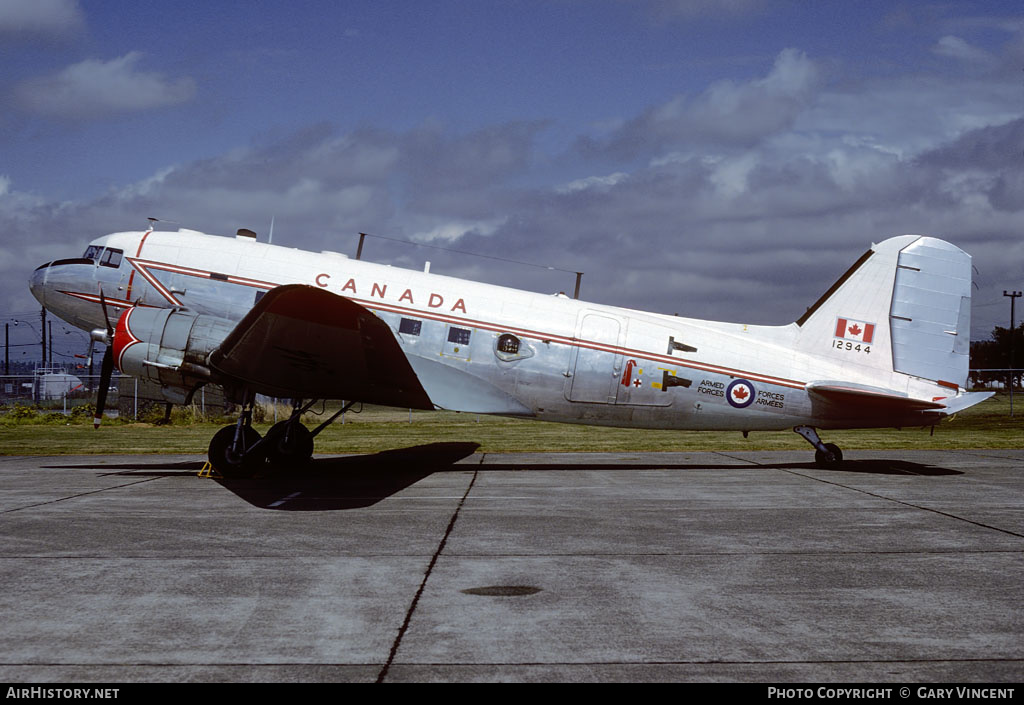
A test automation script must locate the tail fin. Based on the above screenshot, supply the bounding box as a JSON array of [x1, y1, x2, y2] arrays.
[[796, 235, 973, 389]]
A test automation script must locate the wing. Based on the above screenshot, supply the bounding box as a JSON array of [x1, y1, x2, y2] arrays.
[[208, 284, 434, 408]]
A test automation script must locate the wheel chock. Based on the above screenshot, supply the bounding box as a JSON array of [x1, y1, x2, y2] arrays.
[[197, 461, 221, 478]]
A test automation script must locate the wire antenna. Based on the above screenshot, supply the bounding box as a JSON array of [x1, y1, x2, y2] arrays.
[[356, 231, 585, 298]]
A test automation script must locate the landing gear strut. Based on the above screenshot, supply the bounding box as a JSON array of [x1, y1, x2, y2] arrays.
[[208, 396, 263, 478], [265, 399, 317, 468], [794, 425, 843, 468], [206, 397, 359, 476]]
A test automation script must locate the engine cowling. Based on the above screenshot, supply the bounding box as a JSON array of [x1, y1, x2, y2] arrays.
[[113, 307, 236, 404]]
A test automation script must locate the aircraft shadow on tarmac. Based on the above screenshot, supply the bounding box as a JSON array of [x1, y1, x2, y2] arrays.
[[216, 441, 481, 510], [43, 449, 959, 512], [43, 443, 480, 511], [472, 459, 962, 477]]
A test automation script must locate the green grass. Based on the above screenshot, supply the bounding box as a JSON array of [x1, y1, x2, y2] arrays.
[[1, 392, 1021, 456]]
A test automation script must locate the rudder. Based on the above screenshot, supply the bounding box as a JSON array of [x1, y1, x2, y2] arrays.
[[889, 237, 972, 389]]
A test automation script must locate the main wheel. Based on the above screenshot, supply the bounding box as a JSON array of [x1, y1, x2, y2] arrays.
[[814, 442, 843, 468], [208, 425, 263, 478], [265, 421, 314, 468]]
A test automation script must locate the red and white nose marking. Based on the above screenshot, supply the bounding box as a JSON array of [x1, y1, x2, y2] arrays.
[[112, 308, 142, 372]]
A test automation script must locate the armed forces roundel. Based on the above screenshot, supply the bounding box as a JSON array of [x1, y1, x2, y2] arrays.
[[726, 379, 756, 409]]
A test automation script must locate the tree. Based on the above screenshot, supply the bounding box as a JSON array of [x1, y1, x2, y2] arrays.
[[970, 323, 1024, 388]]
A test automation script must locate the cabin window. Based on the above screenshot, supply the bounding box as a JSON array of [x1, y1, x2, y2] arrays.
[[494, 332, 534, 362], [400, 318, 422, 336], [497, 333, 520, 355], [83, 245, 102, 261], [447, 327, 471, 345]]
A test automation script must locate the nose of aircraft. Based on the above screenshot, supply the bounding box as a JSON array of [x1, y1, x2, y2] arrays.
[[29, 261, 52, 308], [28, 258, 107, 333]]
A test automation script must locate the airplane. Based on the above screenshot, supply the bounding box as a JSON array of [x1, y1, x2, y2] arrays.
[[29, 226, 992, 476]]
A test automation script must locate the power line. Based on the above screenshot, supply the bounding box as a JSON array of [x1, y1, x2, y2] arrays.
[[355, 231, 581, 274]]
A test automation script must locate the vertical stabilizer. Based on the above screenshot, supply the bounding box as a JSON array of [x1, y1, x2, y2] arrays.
[[796, 235, 973, 389]]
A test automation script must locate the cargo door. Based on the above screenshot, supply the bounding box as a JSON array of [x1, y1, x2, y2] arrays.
[[565, 313, 623, 403]]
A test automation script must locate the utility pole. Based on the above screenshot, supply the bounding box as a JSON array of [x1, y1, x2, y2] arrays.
[[40, 307, 46, 370], [1005, 290, 1021, 417], [4, 323, 8, 375]]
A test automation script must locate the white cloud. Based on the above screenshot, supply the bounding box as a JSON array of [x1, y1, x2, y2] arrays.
[[706, 153, 758, 197], [14, 52, 196, 118], [0, 0, 84, 38], [933, 35, 996, 64], [556, 172, 630, 194], [410, 217, 507, 243], [581, 48, 823, 158]]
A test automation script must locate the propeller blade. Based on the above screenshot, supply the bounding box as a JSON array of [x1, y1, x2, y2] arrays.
[[98, 288, 113, 337], [94, 346, 114, 429]]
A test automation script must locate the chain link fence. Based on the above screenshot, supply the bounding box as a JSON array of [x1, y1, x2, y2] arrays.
[[1, 369, 229, 420]]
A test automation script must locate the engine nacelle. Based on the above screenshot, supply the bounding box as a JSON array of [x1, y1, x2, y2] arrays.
[[112, 307, 236, 404]]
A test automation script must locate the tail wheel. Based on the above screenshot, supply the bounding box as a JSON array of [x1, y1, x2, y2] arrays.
[[208, 425, 263, 478], [814, 442, 843, 468], [266, 421, 314, 468]]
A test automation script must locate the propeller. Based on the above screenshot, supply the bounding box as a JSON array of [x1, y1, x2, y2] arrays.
[[72, 337, 95, 375], [91, 289, 116, 429]]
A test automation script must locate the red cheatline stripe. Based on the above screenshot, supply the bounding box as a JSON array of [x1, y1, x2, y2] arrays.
[[130, 258, 278, 289], [126, 229, 152, 300], [120, 257, 809, 391], [59, 291, 155, 309], [125, 259, 181, 305]]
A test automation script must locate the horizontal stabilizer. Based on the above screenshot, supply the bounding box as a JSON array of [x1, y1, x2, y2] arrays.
[[806, 381, 947, 412], [210, 285, 434, 408], [932, 391, 994, 415]]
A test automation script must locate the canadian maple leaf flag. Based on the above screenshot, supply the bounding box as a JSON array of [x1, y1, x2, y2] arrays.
[[835, 317, 875, 343]]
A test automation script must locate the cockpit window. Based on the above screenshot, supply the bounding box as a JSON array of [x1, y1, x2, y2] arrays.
[[82, 245, 123, 267], [100, 248, 123, 267]]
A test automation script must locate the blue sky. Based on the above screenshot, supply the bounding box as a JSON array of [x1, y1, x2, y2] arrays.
[[2, 0, 1023, 360]]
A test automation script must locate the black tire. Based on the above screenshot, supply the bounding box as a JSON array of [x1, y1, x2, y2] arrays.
[[208, 425, 263, 478], [814, 442, 843, 468], [265, 421, 314, 468]]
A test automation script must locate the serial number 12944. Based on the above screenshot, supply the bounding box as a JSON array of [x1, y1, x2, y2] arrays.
[[833, 340, 871, 354]]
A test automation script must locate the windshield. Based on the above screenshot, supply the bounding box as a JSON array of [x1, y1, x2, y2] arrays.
[[81, 245, 123, 267]]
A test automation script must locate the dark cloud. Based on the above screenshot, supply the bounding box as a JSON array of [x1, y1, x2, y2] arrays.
[[915, 117, 1024, 173], [3, 68, 1021, 341]]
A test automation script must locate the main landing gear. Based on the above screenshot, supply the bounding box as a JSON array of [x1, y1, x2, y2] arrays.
[[207, 397, 355, 478], [793, 425, 844, 468]]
